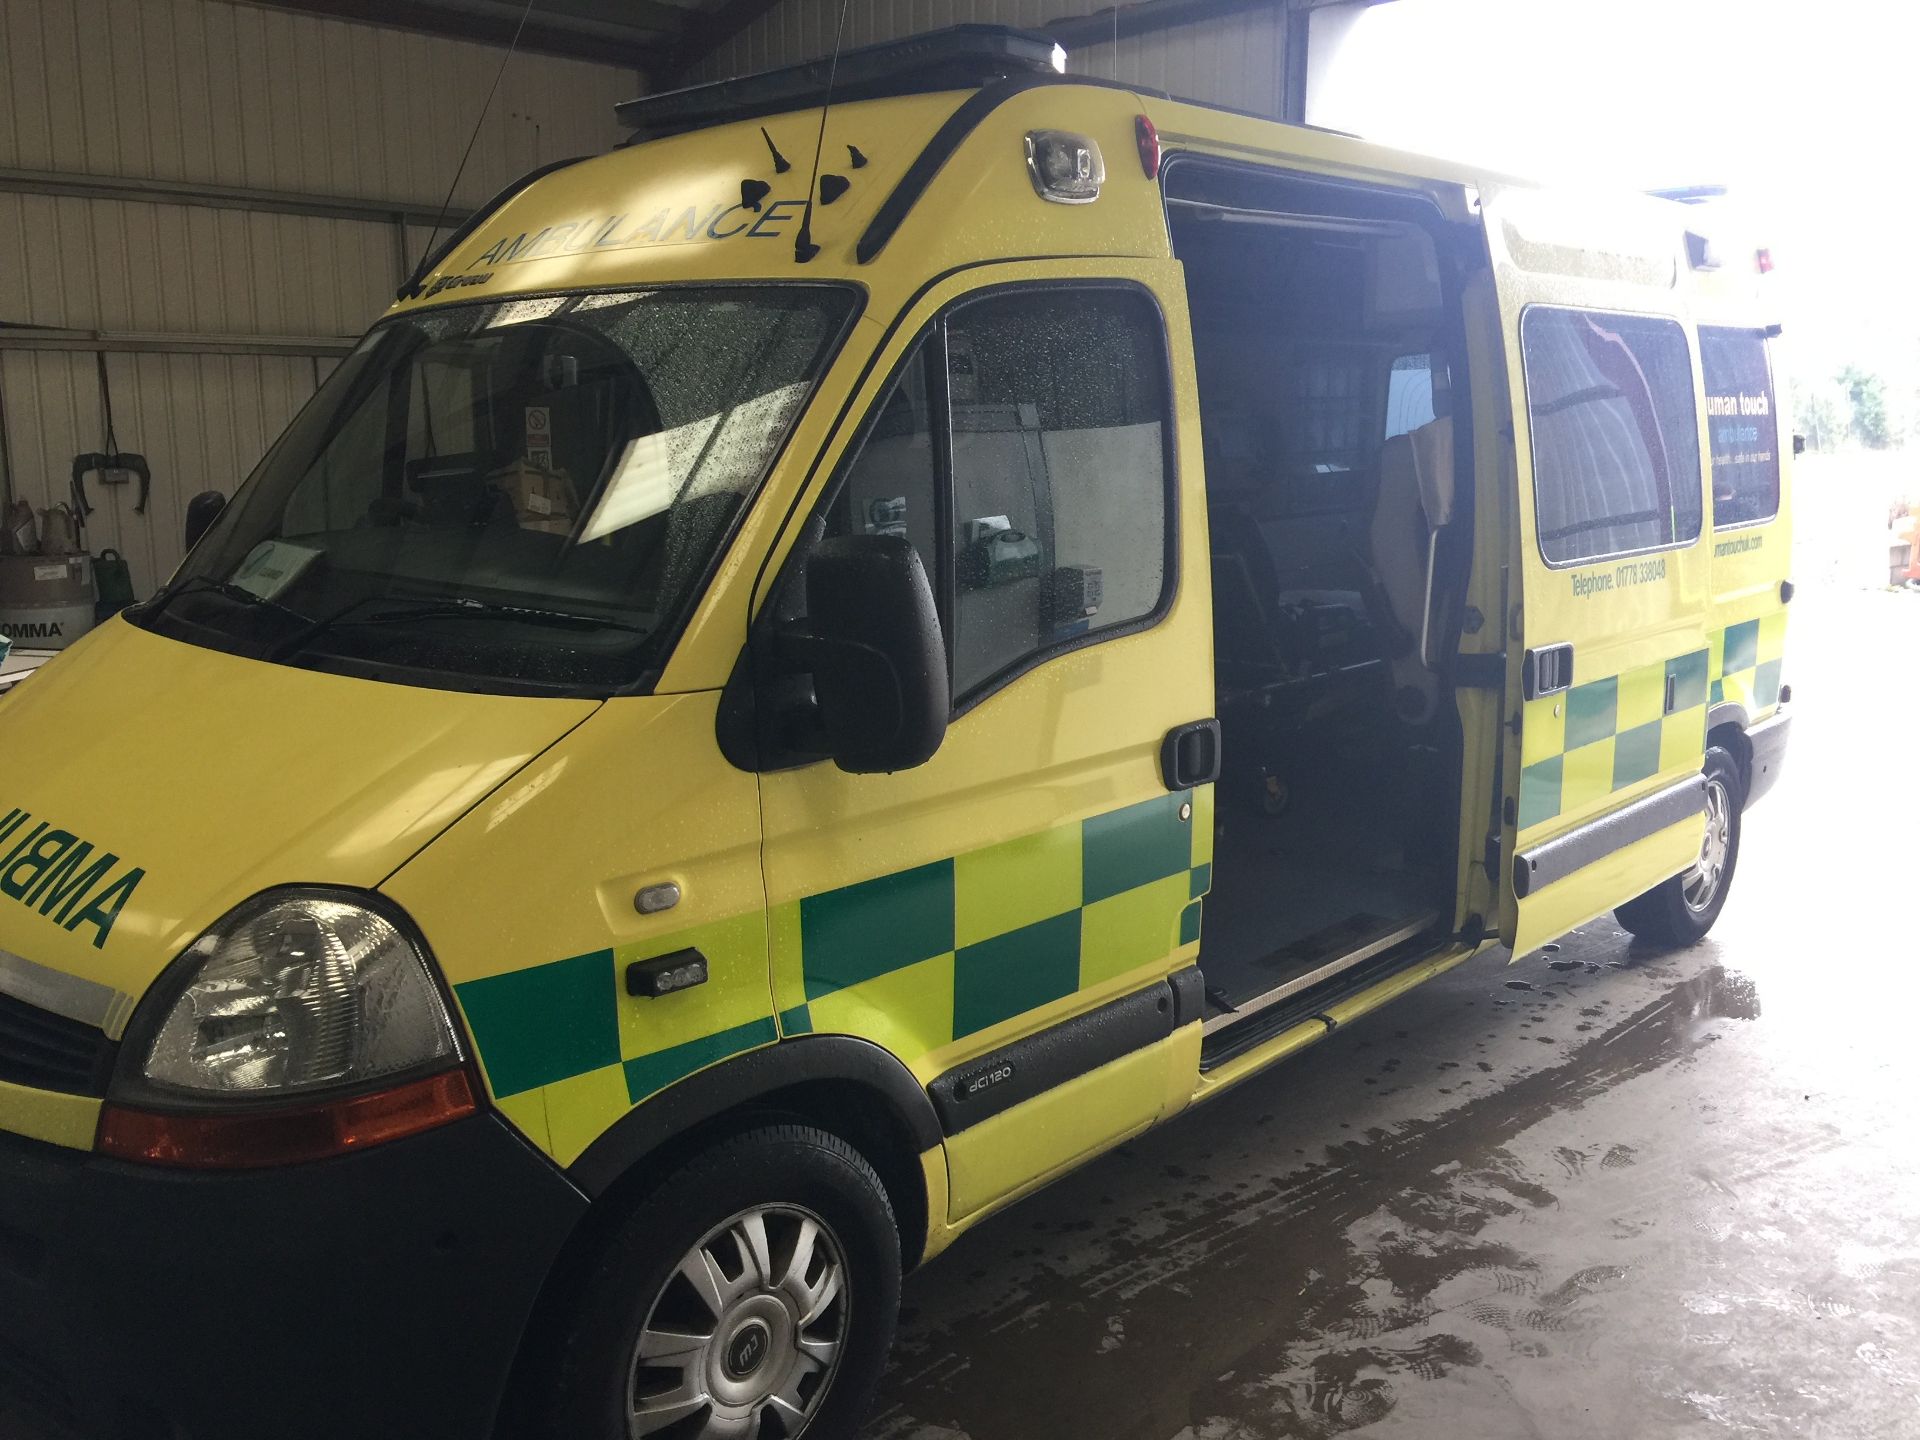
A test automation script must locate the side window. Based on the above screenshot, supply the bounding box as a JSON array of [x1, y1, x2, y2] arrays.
[[1698, 326, 1780, 528], [814, 287, 1173, 705], [1384, 352, 1437, 440], [821, 335, 938, 560], [1521, 307, 1702, 566], [945, 290, 1170, 696]]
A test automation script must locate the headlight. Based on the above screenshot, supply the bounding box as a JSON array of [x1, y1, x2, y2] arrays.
[[136, 890, 461, 1098]]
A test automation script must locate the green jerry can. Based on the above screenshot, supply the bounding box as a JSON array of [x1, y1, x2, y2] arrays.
[[94, 548, 136, 621]]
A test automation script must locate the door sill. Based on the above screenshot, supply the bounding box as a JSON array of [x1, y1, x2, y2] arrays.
[[1200, 912, 1440, 1039]]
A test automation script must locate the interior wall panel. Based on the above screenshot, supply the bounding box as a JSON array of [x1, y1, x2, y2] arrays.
[[0, 348, 321, 599], [0, 0, 641, 598], [0, 193, 401, 337], [0, 0, 635, 209]]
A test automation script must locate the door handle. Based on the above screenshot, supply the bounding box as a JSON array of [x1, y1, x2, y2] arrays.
[[1522, 643, 1574, 701], [1160, 719, 1222, 791]]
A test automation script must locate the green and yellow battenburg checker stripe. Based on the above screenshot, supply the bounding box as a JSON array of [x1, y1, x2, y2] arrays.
[[1518, 614, 1786, 832], [454, 785, 1214, 1164], [1711, 612, 1787, 721]]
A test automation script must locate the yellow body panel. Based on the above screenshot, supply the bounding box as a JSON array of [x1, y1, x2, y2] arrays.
[[945, 1025, 1193, 1220], [0, 1077, 99, 1151], [383, 693, 770, 1165], [0, 617, 594, 1002], [753, 256, 1213, 1218], [1513, 818, 1704, 949], [1479, 185, 1731, 953]]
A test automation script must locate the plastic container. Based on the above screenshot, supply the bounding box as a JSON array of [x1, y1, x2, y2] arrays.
[[0, 553, 95, 650]]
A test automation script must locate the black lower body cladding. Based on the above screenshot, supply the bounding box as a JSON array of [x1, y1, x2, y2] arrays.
[[0, 1112, 587, 1440]]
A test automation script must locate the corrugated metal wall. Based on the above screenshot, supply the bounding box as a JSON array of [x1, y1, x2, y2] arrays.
[[0, 0, 637, 600], [690, 0, 1289, 117]]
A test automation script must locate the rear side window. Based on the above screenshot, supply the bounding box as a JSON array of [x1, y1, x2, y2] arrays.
[[1521, 307, 1702, 566], [1698, 326, 1780, 528], [821, 285, 1172, 706]]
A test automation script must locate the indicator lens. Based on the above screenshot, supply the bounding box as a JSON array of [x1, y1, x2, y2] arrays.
[[98, 1070, 477, 1168]]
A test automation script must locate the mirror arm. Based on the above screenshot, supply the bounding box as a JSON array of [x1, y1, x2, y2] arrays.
[[771, 625, 835, 673]]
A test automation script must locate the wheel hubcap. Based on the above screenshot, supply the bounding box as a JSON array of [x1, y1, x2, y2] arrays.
[[628, 1205, 848, 1439], [1682, 777, 1732, 913]]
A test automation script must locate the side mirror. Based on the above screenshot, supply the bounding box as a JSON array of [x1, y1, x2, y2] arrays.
[[183, 491, 228, 552], [780, 534, 948, 774]]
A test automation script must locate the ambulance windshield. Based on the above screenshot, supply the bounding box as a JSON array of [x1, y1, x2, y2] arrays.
[[139, 285, 855, 693]]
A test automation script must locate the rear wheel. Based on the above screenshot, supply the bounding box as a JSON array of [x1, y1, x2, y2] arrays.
[[542, 1125, 901, 1440], [1614, 745, 1742, 946]]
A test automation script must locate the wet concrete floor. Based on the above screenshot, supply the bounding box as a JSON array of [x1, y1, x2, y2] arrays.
[[865, 588, 1920, 1440]]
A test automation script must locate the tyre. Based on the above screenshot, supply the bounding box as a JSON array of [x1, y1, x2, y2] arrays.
[[541, 1124, 901, 1440], [1614, 745, 1742, 946]]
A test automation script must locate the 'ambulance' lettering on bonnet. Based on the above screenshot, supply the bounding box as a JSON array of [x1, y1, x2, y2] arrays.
[[0, 804, 145, 950]]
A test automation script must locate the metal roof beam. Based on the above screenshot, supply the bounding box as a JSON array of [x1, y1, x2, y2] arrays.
[[238, 0, 688, 66], [0, 166, 469, 229], [1048, 0, 1392, 49]]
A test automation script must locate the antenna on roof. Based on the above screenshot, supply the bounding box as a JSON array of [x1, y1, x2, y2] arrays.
[[792, 0, 856, 264], [411, 0, 538, 290]]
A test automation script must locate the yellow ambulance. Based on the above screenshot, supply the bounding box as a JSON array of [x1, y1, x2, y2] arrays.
[[0, 27, 1790, 1440]]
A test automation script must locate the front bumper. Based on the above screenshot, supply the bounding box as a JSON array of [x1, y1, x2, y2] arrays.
[[0, 1112, 588, 1440], [1744, 704, 1791, 809]]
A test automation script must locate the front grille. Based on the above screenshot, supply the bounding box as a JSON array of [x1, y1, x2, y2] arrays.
[[0, 991, 115, 1096]]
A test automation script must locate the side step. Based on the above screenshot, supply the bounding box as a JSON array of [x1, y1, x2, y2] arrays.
[[1198, 912, 1443, 1069]]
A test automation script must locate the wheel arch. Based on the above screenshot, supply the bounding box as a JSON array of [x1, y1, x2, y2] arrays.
[[574, 1033, 938, 1249], [495, 1037, 943, 1436], [1707, 702, 1753, 797]]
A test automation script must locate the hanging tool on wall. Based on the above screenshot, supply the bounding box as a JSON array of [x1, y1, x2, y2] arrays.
[[71, 352, 151, 518]]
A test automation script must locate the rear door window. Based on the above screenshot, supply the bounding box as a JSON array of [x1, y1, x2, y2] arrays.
[[1521, 306, 1702, 566], [1698, 326, 1781, 528]]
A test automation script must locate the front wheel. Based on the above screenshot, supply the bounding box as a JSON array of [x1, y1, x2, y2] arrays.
[[1614, 745, 1743, 946], [541, 1124, 901, 1440]]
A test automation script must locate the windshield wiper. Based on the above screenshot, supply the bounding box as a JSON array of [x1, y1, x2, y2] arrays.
[[138, 575, 311, 625], [269, 595, 644, 661]]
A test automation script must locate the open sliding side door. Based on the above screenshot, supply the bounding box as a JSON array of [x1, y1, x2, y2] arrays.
[[1482, 185, 1713, 956]]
